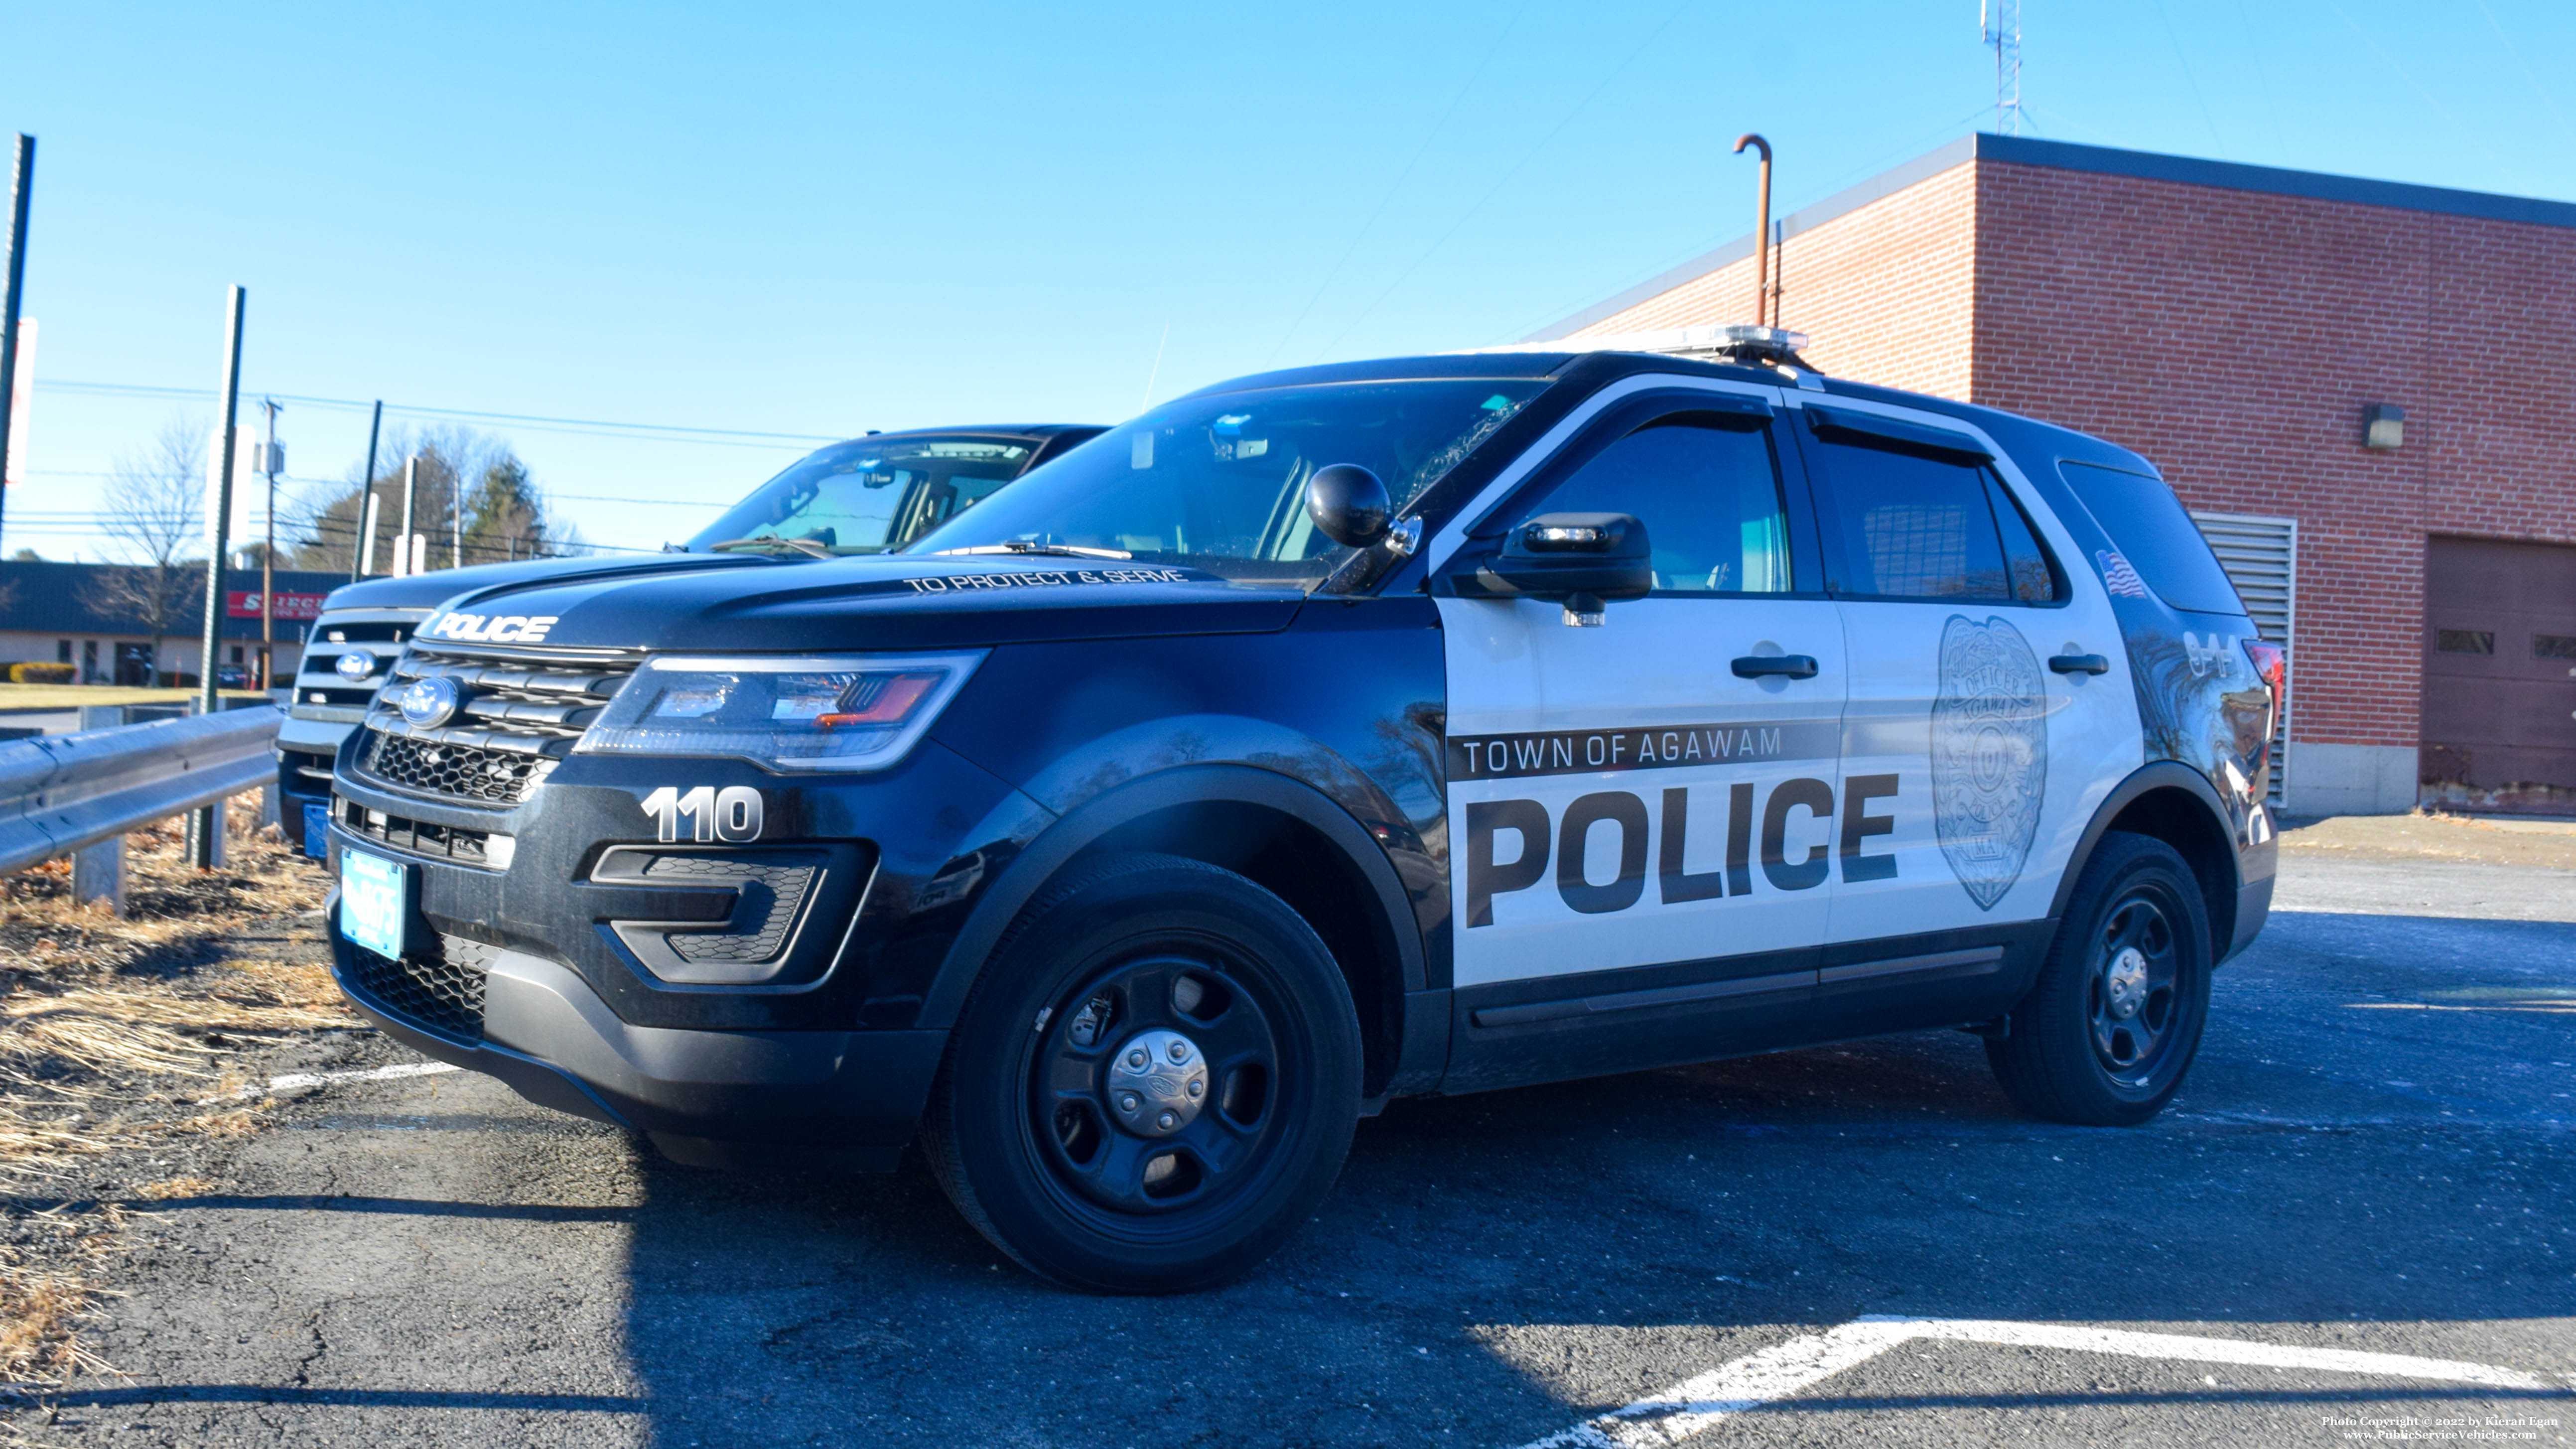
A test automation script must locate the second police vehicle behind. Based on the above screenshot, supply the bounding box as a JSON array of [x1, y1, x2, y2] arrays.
[[321, 330, 2281, 1292]]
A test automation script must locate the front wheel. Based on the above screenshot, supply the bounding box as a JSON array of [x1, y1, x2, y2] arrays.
[[924, 853, 1362, 1293], [1987, 831, 2213, 1126]]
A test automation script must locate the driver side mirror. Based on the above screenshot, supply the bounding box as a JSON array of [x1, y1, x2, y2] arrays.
[[1470, 513, 1652, 626], [1304, 463, 1392, 548]]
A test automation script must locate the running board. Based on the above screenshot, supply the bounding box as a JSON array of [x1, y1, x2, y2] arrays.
[[1471, 946, 2005, 1029]]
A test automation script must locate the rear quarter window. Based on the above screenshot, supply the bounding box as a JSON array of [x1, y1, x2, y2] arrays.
[[2058, 461, 2246, 615]]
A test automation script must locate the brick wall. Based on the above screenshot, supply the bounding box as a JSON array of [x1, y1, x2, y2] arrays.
[[1573, 160, 1981, 399], [1971, 160, 2576, 751], [1565, 152, 2576, 758]]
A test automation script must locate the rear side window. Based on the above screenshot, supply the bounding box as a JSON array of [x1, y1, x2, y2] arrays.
[[2058, 461, 2245, 615], [1809, 438, 2052, 602]]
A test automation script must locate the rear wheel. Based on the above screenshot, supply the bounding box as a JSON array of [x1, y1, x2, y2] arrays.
[[924, 853, 1361, 1293], [1987, 831, 2212, 1126]]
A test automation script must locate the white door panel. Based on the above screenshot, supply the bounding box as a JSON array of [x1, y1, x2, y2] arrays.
[[1442, 592, 1847, 988], [1791, 398, 2146, 947]]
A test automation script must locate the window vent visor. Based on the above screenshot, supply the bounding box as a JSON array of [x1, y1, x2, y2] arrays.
[[574, 651, 985, 772], [1804, 405, 1993, 463]]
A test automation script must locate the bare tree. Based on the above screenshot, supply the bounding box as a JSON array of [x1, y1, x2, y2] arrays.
[[83, 418, 210, 685], [286, 425, 585, 572]]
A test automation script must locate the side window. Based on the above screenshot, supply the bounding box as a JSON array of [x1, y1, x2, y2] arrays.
[[1986, 473, 2060, 604], [2058, 461, 2245, 614], [1812, 438, 2020, 601], [1521, 412, 1792, 593]]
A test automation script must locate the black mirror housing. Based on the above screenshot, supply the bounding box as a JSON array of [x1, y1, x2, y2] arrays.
[[1473, 512, 1653, 603], [1304, 463, 1391, 548]]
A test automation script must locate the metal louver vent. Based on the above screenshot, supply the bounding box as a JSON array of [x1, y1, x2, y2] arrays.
[[2192, 511, 2296, 807]]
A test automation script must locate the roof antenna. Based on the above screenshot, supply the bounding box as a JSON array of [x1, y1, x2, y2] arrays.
[[1731, 134, 1774, 328], [1981, 0, 2022, 135]]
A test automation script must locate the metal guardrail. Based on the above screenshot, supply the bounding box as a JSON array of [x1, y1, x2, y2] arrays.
[[0, 705, 282, 879]]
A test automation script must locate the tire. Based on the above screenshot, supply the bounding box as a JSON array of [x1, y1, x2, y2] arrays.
[[1986, 831, 2213, 1126], [923, 852, 1363, 1294]]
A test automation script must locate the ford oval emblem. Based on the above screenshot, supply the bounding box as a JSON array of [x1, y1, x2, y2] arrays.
[[397, 675, 463, 729], [334, 649, 377, 681]]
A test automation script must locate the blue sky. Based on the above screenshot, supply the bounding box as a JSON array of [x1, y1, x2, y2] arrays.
[[4, 0, 2573, 560]]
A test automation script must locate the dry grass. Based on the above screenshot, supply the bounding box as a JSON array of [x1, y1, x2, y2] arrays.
[[2280, 808, 2576, 872], [0, 1208, 132, 1385], [0, 792, 341, 1388]]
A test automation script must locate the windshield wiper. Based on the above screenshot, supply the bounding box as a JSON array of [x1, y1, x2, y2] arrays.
[[707, 536, 834, 558], [931, 540, 1133, 560]]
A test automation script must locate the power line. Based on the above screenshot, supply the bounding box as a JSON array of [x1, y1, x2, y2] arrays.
[[34, 379, 847, 448]]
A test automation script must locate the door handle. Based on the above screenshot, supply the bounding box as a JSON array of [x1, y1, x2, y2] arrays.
[[1731, 655, 1820, 679], [2048, 653, 2111, 675]]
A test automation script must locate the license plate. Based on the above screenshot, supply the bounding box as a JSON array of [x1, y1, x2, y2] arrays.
[[339, 849, 410, 959], [301, 802, 331, 860]]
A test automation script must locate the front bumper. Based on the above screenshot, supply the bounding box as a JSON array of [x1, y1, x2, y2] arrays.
[[326, 891, 945, 1170]]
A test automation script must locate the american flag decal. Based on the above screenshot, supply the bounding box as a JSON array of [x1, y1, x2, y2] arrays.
[[2096, 549, 2150, 599]]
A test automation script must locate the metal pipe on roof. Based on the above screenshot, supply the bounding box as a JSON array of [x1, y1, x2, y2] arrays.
[[1733, 134, 1774, 327]]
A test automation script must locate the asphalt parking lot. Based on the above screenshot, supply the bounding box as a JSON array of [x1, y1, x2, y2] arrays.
[[9, 831, 2573, 1447]]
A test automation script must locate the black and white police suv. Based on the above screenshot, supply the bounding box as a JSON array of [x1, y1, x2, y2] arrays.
[[323, 329, 2281, 1292], [278, 424, 1104, 851]]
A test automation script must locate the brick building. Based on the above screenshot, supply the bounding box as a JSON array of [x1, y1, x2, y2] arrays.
[[1533, 134, 2576, 817]]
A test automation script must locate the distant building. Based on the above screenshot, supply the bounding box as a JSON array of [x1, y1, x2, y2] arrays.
[[1535, 134, 2576, 817], [0, 559, 349, 686]]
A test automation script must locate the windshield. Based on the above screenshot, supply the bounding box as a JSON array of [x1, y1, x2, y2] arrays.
[[906, 380, 1547, 583], [687, 436, 1034, 555]]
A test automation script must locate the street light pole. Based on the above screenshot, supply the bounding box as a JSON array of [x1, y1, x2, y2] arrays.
[[259, 396, 279, 689], [351, 399, 380, 583], [0, 135, 34, 565], [192, 284, 246, 870]]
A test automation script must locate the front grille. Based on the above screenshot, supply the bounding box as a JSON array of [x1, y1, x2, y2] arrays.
[[345, 934, 495, 1041], [338, 797, 500, 865], [358, 731, 557, 804], [280, 747, 335, 792], [352, 644, 640, 806], [642, 855, 819, 964], [295, 614, 424, 713]]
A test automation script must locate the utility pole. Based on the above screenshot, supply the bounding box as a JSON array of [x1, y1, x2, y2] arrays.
[[350, 398, 381, 583], [258, 396, 280, 689], [0, 135, 32, 564], [399, 455, 418, 578], [451, 464, 462, 570], [192, 284, 246, 870]]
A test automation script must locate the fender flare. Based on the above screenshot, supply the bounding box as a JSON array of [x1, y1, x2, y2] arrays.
[[2047, 759, 2243, 928], [916, 763, 1428, 1031]]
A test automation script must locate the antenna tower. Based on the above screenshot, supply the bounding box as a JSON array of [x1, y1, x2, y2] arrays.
[[1981, 0, 2023, 135]]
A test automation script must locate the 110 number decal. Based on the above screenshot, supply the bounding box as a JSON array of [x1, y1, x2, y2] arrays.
[[639, 786, 765, 843]]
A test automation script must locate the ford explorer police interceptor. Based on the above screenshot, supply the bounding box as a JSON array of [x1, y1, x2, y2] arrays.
[[277, 424, 1104, 850], [322, 330, 2279, 1293]]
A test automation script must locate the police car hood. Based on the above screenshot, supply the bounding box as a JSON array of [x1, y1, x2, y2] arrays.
[[323, 550, 770, 613], [410, 555, 1308, 653]]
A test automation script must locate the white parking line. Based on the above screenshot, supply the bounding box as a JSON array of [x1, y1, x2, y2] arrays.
[[1515, 1315, 2560, 1449], [230, 1060, 460, 1099]]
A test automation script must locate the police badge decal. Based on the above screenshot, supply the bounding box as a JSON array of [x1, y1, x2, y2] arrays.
[[1930, 615, 2048, 910]]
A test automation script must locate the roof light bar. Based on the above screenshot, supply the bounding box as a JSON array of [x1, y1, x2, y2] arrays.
[[1455, 323, 1815, 369]]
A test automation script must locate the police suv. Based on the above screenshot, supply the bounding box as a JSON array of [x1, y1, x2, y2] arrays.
[[278, 424, 1104, 849], [325, 331, 2280, 1293]]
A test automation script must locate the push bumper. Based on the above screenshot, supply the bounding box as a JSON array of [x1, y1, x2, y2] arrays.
[[326, 905, 946, 1172]]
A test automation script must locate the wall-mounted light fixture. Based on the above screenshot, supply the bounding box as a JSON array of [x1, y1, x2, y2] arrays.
[[2363, 403, 2406, 450]]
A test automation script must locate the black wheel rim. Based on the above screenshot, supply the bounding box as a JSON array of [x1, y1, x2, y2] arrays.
[[2087, 890, 2185, 1088], [1019, 947, 1296, 1238]]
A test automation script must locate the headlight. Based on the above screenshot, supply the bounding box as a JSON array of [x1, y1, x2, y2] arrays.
[[574, 651, 985, 772]]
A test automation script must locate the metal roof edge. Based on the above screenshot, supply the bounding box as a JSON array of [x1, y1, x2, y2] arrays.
[[1972, 132, 2576, 230]]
